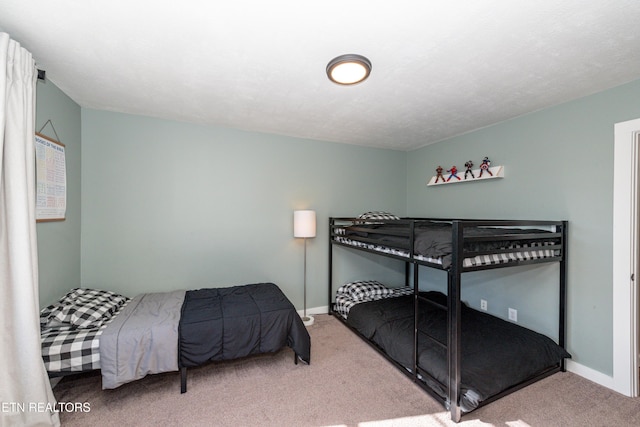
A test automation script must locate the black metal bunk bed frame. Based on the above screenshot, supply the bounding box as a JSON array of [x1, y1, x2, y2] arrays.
[[327, 217, 568, 423]]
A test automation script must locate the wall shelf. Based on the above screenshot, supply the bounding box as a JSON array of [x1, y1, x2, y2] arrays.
[[427, 165, 504, 186]]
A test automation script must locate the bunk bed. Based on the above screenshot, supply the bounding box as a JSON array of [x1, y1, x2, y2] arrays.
[[328, 215, 569, 422]]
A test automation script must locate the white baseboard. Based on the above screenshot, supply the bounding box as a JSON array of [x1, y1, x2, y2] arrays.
[[297, 305, 329, 318], [566, 360, 615, 391]]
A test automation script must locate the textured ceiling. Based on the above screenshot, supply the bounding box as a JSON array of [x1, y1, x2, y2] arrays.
[[2, 1, 640, 151]]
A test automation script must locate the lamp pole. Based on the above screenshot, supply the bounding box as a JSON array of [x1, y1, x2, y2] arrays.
[[303, 236, 308, 321], [294, 209, 315, 326]]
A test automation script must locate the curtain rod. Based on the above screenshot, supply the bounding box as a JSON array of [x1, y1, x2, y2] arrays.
[[37, 69, 46, 81]]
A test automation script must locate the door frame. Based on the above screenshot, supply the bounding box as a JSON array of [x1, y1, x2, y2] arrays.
[[612, 117, 640, 397]]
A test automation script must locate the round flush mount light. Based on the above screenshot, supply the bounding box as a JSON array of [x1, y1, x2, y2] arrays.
[[326, 54, 372, 85]]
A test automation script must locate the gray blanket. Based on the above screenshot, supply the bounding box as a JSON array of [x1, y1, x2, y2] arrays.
[[99, 290, 186, 389]]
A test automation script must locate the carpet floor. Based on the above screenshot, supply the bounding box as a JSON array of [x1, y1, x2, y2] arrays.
[[53, 314, 640, 426]]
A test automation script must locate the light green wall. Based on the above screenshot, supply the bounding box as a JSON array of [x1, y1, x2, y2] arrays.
[[80, 110, 407, 310], [35, 79, 82, 307], [407, 78, 640, 376], [36, 73, 640, 379]]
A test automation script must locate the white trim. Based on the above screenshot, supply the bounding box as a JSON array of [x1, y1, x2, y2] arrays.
[[566, 360, 615, 390], [297, 305, 329, 318], [612, 117, 640, 397]]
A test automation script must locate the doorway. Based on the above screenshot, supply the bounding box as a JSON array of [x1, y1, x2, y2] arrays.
[[613, 117, 640, 397]]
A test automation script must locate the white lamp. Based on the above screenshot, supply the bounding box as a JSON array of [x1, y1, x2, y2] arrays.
[[294, 210, 316, 326]]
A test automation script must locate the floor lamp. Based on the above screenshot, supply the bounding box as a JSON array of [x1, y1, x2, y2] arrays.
[[294, 210, 316, 326]]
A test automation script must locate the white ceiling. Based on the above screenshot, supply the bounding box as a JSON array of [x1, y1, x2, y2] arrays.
[[2, 1, 640, 151]]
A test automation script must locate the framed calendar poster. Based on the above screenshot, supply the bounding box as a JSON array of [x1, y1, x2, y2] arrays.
[[35, 133, 66, 222]]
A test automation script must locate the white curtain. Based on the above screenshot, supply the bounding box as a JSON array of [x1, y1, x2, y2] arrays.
[[0, 33, 60, 427]]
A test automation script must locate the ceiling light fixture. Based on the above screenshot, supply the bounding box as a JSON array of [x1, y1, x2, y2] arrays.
[[326, 54, 372, 85]]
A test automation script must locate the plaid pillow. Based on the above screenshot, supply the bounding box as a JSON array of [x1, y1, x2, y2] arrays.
[[337, 280, 395, 301], [41, 288, 129, 329], [334, 294, 358, 319], [357, 211, 400, 221], [335, 283, 414, 318]]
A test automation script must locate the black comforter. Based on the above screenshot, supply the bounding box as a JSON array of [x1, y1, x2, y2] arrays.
[[179, 283, 311, 368], [343, 221, 557, 268], [347, 291, 570, 412]]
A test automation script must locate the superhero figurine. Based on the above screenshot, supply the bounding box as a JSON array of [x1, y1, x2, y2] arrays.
[[435, 165, 445, 183], [479, 156, 493, 177], [464, 160, 475, 179], [446, 165, 460, 182]]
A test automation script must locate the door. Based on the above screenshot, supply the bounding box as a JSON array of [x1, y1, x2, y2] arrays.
[[613, 118, 640, 397]]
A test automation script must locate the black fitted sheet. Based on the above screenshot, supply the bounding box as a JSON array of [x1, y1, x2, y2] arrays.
[[346, 291, 570, 412]]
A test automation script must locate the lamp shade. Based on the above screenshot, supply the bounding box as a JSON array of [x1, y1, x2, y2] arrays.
[[294, 210, 316, 238]]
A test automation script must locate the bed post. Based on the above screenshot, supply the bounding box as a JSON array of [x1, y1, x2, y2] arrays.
[[328, 217, 334, 315], [413, 262, 420, 383], [180, 367, 187, 393], [559, 221, 568, 371], [448, 221, 463, 423], [405, 262, 411, 288], [410, 220, 420, 383]]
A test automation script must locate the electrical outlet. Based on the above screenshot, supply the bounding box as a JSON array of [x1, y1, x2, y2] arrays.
[[480, 299, 488, 311], [508, 308, 518, 322]]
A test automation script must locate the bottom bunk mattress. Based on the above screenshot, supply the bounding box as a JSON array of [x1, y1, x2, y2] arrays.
[[345, 291, 571, 412]]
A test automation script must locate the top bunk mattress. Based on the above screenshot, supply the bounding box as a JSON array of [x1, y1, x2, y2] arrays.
[[332, 218, 563, 269]]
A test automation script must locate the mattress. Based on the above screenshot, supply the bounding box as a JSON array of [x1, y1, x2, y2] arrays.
[[334, 220, 560, 269], [344, 291, 571, 412], [41, 283, 311, 381]]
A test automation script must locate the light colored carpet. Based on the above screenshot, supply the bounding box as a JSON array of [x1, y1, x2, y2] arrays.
[[53, 314, 640, 426]]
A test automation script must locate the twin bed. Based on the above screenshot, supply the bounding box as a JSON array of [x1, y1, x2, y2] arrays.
[[329, 213, 570, 422], [41, 283, 311, 392]]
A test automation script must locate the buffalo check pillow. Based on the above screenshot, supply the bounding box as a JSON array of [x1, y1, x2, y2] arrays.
[[337, 280, 395, 301], [41, 288, 129, 329], [357, 211, 400, 221]]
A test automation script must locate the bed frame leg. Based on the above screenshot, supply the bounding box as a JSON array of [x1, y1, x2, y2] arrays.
[[294, 352, 299, 365], [450, 405, 461, 423], [180, 367, 187, 394]]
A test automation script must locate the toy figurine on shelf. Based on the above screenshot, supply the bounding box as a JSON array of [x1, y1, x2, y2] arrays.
[[446, 165, 460, 182], [464, 160, 475, 179], [435, 165, 445, 183], [479, 156, 493, 177]]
